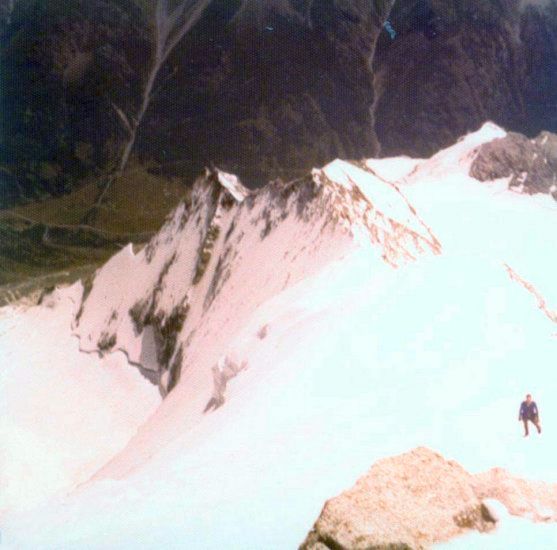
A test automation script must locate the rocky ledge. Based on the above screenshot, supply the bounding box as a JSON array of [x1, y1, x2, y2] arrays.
[[470, 131, 557, 199]]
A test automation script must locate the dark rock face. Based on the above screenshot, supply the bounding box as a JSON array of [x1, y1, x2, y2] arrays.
[[0, 0, 14, 36], [470, 131, 557, 195], [136, 0, 391, 187], [374, 0, 557, 157], [0, 0, 150, 204], [1, 0, 557, 205]]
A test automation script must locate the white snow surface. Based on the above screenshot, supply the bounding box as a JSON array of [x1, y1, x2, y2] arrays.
[[2, 123, 557, 548], [0, 284, 160, 515]]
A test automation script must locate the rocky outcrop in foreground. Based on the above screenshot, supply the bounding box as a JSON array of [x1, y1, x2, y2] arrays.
[[301, 447, 557, 549]]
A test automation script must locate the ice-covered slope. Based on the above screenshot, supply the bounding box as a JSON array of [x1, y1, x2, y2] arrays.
[[3, 123, 557, 548]]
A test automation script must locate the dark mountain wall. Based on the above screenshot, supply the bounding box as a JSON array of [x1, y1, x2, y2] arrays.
[[373, 0, 557, 157], [1, 0, 556, 206], [0, 0, 150, 204], [137, 0, 391, 185]]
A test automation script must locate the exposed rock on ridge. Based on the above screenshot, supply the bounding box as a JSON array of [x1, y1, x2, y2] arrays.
[[470, 130, 557, 197]]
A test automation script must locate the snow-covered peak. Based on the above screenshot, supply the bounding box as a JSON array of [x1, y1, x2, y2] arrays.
[[406, 122, 508, 181], [317, 159, 440, 257], [212, 167, 250, 203]]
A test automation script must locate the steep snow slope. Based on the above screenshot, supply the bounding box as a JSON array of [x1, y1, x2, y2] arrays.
[[0, 285, 160, 515], [2, 123, 557, 548]]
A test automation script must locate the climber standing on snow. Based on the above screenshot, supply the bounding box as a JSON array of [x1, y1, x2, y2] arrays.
[[519, 394, 541, 437]]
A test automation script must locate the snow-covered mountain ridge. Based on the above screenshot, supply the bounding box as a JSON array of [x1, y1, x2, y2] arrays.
[[76, 154, 441, 396], [2, 122, 557, 548]]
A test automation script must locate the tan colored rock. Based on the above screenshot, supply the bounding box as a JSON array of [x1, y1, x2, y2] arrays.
[[301, 447, 557, 550]]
